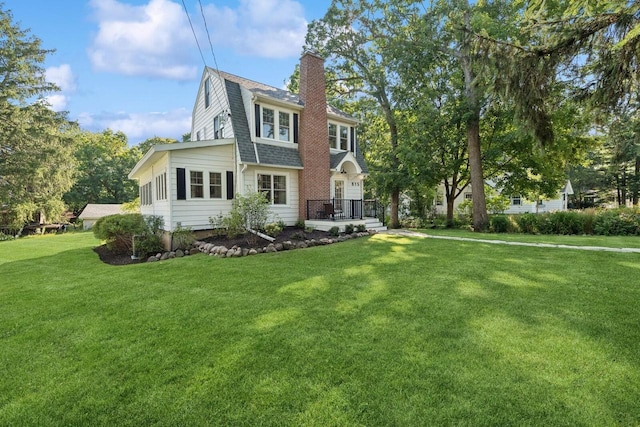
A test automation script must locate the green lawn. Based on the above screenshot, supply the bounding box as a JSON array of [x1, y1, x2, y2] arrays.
[[1, 232, 639, 425], [422, 227, 640, 248]]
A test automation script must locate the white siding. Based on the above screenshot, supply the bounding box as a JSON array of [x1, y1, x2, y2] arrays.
[[191, 70, 234, 142], [434, 182, 569, 215], [137, 154, 172, 226], [169, 144, 235, 231], [243, 165, 300, 225]]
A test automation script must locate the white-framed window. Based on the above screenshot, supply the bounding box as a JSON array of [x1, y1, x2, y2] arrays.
[[190, 171, 204, 198], [328, 122, 351, 150], [257, 173, 287, 205], [464, 192, 472, 201], [328, 123, 337, 148], [196, 130, 201, 141], [155, 173, 167, 201], [213, 113, 224, 139], [279, 111, 290, 141], [262, 108, 275, 139], [339, 125, 348, 150], [204, 77, 211, 109], [258, 106, 293, 142], [511, 195, 521, 206], [209, 172, 222, 199], [140, 182, 152, 206], [436, 190, 444, 206]]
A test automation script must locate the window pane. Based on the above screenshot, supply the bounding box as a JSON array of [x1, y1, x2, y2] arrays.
[[273, 175, 286, 190], [274, 189, 286, 205], [328, 124, 337, 148], [279, 112, 290, 141], [190, 171, 203, 198], [209, 172, 222, 198], [262, 108, 274, 139], [340, 126, 348, 150]]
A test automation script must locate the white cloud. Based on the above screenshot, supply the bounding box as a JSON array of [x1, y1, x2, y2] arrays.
[[76, 108, 192, 144], [88, 0, 198, 80], [46, 64, 77, 92], [45, 64, 76, 111], [45, 94, 69, 111], [202, 0, 308, 58]]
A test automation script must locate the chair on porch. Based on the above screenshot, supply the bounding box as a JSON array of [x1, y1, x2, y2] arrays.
[[322, 203, 335, 219]]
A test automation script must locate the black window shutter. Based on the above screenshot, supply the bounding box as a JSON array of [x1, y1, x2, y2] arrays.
[[293, 113, 299, 144], [177, 168, 186, 200], [350, 127, 355, 152], [226, 171, 234, 199], [254, 104, 261, 137]]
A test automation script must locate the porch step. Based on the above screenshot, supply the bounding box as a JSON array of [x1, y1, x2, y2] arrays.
[[365, 218, 387, 232]]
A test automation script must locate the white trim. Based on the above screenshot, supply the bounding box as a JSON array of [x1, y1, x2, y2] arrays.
[[255, 170, 290, 206]]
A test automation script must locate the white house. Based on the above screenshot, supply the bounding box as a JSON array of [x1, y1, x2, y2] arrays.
[[434, 180, 574, 215], [129, 52, 383, 239], [78, 204, 126, 230]]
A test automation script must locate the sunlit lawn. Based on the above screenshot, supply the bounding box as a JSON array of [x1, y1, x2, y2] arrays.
[[1, 231, 639, 425], [422, 226, 640, 248]]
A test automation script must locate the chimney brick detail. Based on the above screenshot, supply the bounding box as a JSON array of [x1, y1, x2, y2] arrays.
[[298, 51, 330, 220]]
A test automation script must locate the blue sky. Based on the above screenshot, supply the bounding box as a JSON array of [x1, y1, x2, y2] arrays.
[[7, 0, 332, 144]]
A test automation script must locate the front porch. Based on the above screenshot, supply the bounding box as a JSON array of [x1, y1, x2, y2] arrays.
[[304, 199, 386, 232]]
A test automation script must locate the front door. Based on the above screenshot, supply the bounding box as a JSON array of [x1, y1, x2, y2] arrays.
[[334, 180, 344, 213]]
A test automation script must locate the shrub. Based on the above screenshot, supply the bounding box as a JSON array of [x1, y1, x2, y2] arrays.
[[514, 213, 538, 234], [93, 214, 165, 256], [356, 224, 367, 232], [221, 209, 245, 238], [93, 213, 147, 254], [490, 215, 510, 233], [172, 224, 195, 250], [593, 208, 640, 236], [0, 232, 15, 242], [238, 191, 270, 231], [295, 219, 306, 229], [208, 212, 227, 237], [344, 223, 355, 234], [328, 226, 340, 236], [135, 234, 164, 258], [264, 222, 283, 237]]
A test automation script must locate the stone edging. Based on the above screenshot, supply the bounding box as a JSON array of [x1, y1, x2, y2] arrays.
[[146, 230, 377, 262]]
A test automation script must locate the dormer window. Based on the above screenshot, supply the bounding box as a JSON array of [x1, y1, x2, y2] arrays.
[[255, 105, 295, 143], [279, 112, 290, 141], [328, 124, 337, 148], [262, 108, 275, 139], [340, 125, 348, 150], [328, 122, 354, 151]]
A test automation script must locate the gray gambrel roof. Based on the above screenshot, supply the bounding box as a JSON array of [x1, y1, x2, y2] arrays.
[[216, 68, 366, 171], [216, 69, 356, 121], [224, 80, 257, 164]]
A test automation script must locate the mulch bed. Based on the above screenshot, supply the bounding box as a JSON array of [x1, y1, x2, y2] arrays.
[[94, 227, 334, 266]]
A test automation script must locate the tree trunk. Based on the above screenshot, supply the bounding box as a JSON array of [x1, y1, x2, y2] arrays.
[[389, 189, 400, 228], [633, 156, 640, 206], [446, 195, 455, 227], [461, 4, 488, 232], [467, 118, 488, 231]]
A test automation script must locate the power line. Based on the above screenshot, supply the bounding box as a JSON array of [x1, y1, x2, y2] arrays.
[[197, 0, 226, 112], [181, 0, 207, 67], [180, 0, 229, 134]]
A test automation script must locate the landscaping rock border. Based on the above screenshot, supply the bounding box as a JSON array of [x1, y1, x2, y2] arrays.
[[145, 230, 377, 262]]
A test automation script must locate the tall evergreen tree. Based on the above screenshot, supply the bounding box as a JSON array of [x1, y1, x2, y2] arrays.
[[0, 4, 75, 230]]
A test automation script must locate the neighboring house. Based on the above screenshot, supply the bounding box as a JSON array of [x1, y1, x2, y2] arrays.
[[434, 180, 574, 215], [129, 52, 383, 237], [79, 204, 126, 230]]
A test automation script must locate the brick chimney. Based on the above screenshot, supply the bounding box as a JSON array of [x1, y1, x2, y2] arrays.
[[298, 51, 331, 220]]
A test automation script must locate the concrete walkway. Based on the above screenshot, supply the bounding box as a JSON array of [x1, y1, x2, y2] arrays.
[[382, 229, 640, 254]]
